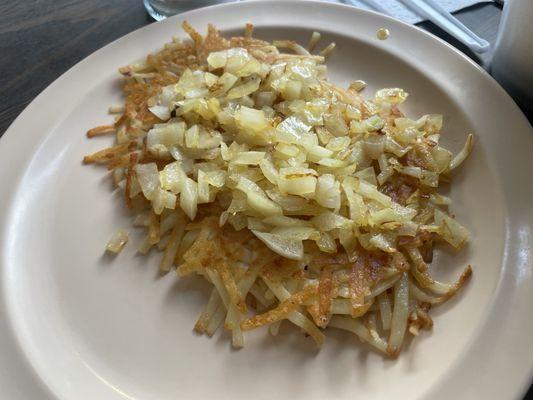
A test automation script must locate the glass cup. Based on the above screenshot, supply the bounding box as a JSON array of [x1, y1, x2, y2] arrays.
[[144, 0, 238, 21]]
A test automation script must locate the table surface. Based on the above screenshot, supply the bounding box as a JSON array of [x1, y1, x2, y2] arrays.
[[0, 1, 531, 399]]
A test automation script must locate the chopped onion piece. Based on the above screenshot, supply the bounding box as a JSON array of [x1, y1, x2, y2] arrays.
[[311, 211, 353, 231], [106, 229, 129, 254], [180, 177, 198, 220], [135, 163, 160, 200], [231, 151, 266, 165], [374, 88, 408, 105], [235, 106, 270, 133], [315, 174, 341, 210], [251, 230, 303, 260], [449, 134, 473, 170], [148, 105, 171, 121], [434, 208, 470, 249], [236, 176, 282, 216]]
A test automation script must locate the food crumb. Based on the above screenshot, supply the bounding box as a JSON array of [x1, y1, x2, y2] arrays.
[[349, 80, 367, 92], [377, 28, 390, 40], [106, 228, 129, 254]]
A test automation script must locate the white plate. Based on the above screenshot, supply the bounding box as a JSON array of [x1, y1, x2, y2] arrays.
[[1, 1, 532, 399]]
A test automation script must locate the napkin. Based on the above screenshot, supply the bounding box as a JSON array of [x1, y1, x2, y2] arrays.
[[329, 0, 493, 24]]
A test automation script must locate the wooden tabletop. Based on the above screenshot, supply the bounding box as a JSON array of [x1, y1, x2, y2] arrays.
[[0, 1, 531, 398]]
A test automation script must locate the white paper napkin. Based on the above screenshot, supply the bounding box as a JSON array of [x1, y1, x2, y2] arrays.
[[321, 0, 493, 24]]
